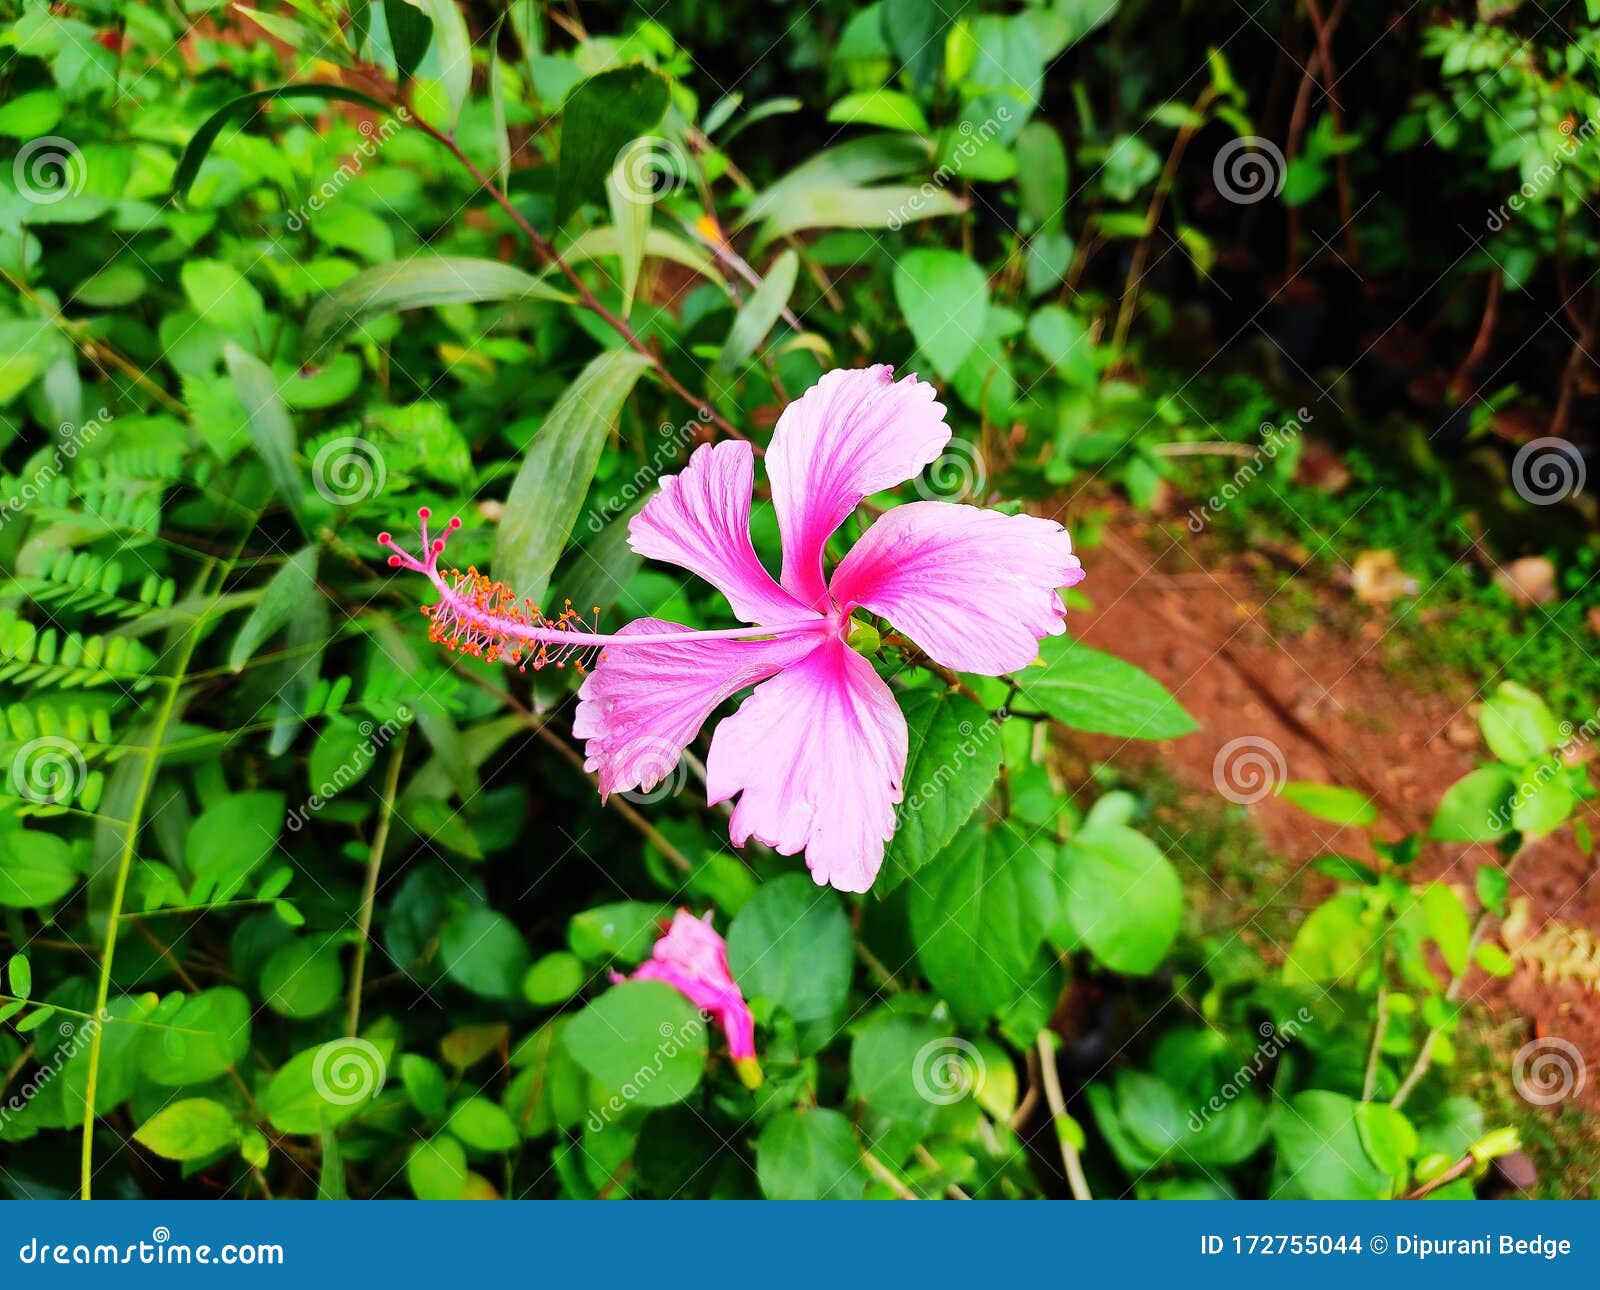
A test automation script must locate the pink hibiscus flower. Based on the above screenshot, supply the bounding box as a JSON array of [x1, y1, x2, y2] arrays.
[[617, 909, 760, 1089], [380, 365, 1084, 892]]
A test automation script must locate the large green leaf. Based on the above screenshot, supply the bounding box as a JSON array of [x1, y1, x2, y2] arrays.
[[563, 980, 708, 1107], [715, 249, 797, 374], [1013, 636, 1197, 739], [228, 545, 319, 671], [755, 1108, 866, 1199], [879, 688, 1001, 893], [404, 0, 472, 128], [172, 85, 393, 199], [726, 874, 852, 1022], [1430, 766, 1516, 842], [892, 248, 990, 379], [1057, 822, 1182, 974], [494, 348, 653, 610], [555, 66, 671, 223], [909, 822, 1056, 1024], [134, 1098, 239, 1162], [304, 257, 572, 354], [225, 343, 315, 537]]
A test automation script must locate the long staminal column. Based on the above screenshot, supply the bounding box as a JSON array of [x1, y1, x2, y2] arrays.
[[378, 509, 821, 672]]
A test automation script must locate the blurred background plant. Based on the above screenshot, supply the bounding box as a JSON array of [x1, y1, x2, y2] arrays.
[[0, 0, 1594, 1200]]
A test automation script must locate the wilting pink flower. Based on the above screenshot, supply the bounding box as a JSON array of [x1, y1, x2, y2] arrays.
[[381, 365, 1083, 892], [618, 910, 760, 1088]]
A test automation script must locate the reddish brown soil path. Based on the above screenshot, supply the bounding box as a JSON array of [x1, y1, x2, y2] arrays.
[[1072, 504, 1600, 1098]]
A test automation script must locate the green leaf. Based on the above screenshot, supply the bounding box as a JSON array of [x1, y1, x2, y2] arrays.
[[1013, 120, 1068, 229], [1026, 304, 1095, 386], [879, 689, 1002, 893], [849, 1012, 951, 1123], [403, 0, 471, 128], [827, 89, 929, 135], [384, 0, 432, 81], [568, 902, 670, 965], [229, 545, 319, 671], [1273, 1091, 1393, 1199], [756, 1108, 866, 1199], [555, 65, 671, 224], [447, 1097, 520, 1152], [910, 822, 1056, 1023], [563, 980, 708, 1107], [1423, 883, 1471, 975], [715, 249, 798, 374], [753, 184, 965, 246], [141, 987, 252, 1086], [1014, 636, 1197, 739], [892, 248, 990, 380], [1512, 762, 1575, 837], [1282, 891, 1374, 987], [1476, 863, 1509, 916], [134, 1098, 239, 1162], [494, 348, 652, 610], [1057, 822, 1182, 975], [185, 790, 285, 905], [400, 1054, 449, 1118], [1430, 766, 1515, 842], [181, 261, 265, 343], [726, 874, 853, 1022], [172, 85, 392, 199], [225, 343, 315, 537], [605, 139, 655, 315], [439, 908, 530, 1000], [304, 256, 572, 355], [1279, 781, 1377, 828], [407, 1134, 468, 1199], [0, 831, 77, 908], [523, 951, 587, 1006], [260, 937, 343, 1019], [6, 953, 31, 999], [1478, 682, 1562, 766]]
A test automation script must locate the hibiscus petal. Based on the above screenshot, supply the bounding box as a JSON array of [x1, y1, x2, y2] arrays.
[[706, 639, 907, 893], [574, 618, 822, 797], [830, 501, 1084, 675], [767, 366, 950, 609], [629, 440, 811, 626]]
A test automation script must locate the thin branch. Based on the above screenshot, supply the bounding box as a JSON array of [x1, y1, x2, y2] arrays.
[[1035, 1031, 1092, 1200], [346, 729, 408, 1036]]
